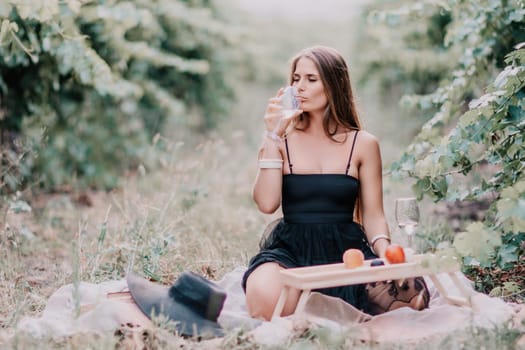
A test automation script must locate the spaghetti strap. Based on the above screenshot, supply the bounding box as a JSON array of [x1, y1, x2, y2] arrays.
[[284, 137, 293, 174], [345, 131, 359, 175]]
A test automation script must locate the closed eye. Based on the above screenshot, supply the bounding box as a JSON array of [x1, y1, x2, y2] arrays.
[[292, 74, 319, 82]]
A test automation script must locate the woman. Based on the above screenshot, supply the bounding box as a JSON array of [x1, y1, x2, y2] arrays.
[[243, 46, 426, 321]]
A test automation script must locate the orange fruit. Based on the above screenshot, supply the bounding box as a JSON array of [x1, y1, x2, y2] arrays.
[[385, 244, 406, 264], [343, 249, 364, 269]]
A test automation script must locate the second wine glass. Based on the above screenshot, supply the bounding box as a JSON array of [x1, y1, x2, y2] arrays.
[[394, 197, 420, 251]]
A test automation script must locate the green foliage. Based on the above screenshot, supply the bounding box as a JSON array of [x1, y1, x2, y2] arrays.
[[453, 222, 502, 266], [0, 0, 244, 191], [361, 0, 525, 274], [359, 0, 454, 100]]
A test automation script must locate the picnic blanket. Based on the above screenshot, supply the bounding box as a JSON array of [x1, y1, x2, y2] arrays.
[[14, 267, 524, 345]]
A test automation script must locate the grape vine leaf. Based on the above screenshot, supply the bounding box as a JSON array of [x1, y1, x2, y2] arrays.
[[453, 222, 501, 267]]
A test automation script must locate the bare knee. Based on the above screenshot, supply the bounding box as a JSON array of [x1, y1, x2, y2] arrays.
[[245, 263, 299, 320], [245, 271, 280, 320]]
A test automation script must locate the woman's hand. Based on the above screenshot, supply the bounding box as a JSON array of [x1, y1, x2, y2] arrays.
[[263, 89, 303, 138]]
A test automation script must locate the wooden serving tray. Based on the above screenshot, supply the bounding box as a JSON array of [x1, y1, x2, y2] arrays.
[[272, 254, 473, 320]]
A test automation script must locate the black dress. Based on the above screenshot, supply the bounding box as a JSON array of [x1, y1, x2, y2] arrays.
[[242, 131, 377, 312]]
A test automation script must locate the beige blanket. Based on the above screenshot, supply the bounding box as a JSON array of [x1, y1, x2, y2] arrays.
[[13, 267, 524, 346]]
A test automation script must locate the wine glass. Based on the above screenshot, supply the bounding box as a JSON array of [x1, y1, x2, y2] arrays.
[[280, 86, 300, 119], [395, 197, 420, 251]]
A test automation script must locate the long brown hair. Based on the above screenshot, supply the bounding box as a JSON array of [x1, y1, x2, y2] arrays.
[[289, 46, 362, 140], [289, 46, 363, 223]]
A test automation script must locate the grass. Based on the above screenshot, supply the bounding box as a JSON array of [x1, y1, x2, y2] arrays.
[[2, 87, 523, 350], [1, 1, 524, 349]]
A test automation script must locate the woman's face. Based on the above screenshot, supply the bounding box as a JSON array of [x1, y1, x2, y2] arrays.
[[292, 57, 327, 114]]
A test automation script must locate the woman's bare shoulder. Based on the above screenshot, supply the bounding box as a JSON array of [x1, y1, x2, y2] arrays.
[[355, 130, 380, 147], [353, 130, 382, 168]]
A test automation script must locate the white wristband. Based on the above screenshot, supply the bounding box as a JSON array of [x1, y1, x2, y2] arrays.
[[370, 234, 391, 254], [259, 158, 283, 169]]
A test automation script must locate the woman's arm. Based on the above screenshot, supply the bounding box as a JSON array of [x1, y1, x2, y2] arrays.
[[252, 138, 284, 214], [356, 131, 391, 258], [252, 94, 302, 214]]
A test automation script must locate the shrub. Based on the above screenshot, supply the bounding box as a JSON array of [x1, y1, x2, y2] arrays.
[[0, 0, 244, 191]]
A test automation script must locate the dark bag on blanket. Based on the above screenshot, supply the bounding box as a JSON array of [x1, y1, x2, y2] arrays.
[[365, 276, 430, 315]]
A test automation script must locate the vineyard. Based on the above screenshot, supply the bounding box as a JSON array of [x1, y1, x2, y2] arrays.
[[358, 0, 524, 297], [0, 0, 524, 348], [0, 0, 245, 190]]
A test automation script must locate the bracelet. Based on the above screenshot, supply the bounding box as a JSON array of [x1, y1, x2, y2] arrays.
[[265, 130, 283, 144], [370, 234, 391, 249], [259, 158, 283, 169]]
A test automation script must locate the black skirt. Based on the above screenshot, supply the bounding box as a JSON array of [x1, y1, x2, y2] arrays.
[[242, 218, 377, 313]]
